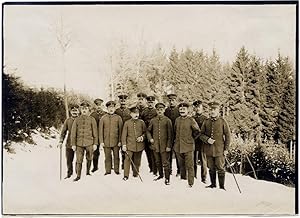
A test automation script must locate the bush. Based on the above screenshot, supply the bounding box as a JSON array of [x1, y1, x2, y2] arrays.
[[227, 135, 295, 186]]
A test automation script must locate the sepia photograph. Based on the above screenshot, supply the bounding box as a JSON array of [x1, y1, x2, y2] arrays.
[[2, 1, 297, 215]]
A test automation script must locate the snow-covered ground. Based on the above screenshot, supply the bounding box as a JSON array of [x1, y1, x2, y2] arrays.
[[3, 132, 296, 215]]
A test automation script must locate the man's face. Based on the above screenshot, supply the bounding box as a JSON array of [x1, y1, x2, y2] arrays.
[[210, 107, 220, 118], [130, 111, 139, 119], [137, 97, 146, 106], [107, 105, 115, 114], [157, 107, 165, 116], [179, 107, 188, 117], [119, 98, 127, 106], [70, 108, 79, 117], [147, 101, 155, 109], [169, 98, 177, 107], [96, 104, 102, 111], [194, 104, 203, 114], [80, 106, 90, 115]]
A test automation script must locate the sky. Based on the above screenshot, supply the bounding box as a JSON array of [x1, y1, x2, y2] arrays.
[[3, 4, 296, 100]]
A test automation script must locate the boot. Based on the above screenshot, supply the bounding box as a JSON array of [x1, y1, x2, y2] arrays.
[[218, 172, 226, 190], [73, 163, 82, 182], [92, 158, 98, 172], [194, 165, 197, 179], [206, 171, 216, 188], [86, 160, 92, 175], [154, 175, 163, 181]]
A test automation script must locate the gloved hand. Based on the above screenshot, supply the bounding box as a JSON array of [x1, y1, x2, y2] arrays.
[[72, 145, 76, 151], [207, 138, 215, 145], [149, 139, 154, 144], [117, 142, 121, 147], [93, 144, 97, 151], [136, 136, 144, 142], [122, 145, 127, 152], [166, 147, 171, 152]]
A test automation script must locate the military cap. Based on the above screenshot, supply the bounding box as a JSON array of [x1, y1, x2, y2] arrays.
[[128, 104, 139, 113], [94, 98, 103, 105], [208, 101, 220, 108], [106, 100, 116, 107], [80, 101, 90, 107], [146, 95, 155, 101], [155, 102, 166, 109], [193, 100, 203, 107], [178, 102, 190, 108], [118, 94, 128, 99], [137, 92, 147, 98], [167, 93, 177, 99]]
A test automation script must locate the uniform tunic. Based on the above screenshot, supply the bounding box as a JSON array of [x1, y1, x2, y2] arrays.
[[200, 117, 231, 157], [147, 115, 173, 153], [99, 114, 123, 147], [174, 116, 200, 153], [59, 117, 75, 148], [121, 118, 146, 152], [71, 115, 98, 147], [90, 110, 106, 126], [164, 106, 180, 127], [193, 113, 207, 150], [115, 107, 131, 123], [141, 107, 157, 127]]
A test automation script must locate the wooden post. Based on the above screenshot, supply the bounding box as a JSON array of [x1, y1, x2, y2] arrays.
[[290, 140, 293, 160]]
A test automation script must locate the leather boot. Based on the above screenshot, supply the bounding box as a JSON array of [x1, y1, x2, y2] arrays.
[[74, 163, 82, 181], [86, 160, 92, 175], [218, 172, 226, 190], [206, 170, 216, 188]]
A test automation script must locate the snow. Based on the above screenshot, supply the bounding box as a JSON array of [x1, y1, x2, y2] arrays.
[[3, 132, 296, 215]]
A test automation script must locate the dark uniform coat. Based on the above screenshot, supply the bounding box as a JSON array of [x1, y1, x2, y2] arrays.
[[99, 114, 123, 147], [200, 117, 231, 157], [138, 105, 147, 119], [121, 118, 146, 152], [90, 110, 106, 126], [71, 115, 98, 147], [174, 116, 200, 153], [140, 107, 157, 127], [147, 115, 173, 153], [193, 113, 207, 151], [115, 107, 131, 123], [164, 106, 180, 128], [59, 117, 75, 148]]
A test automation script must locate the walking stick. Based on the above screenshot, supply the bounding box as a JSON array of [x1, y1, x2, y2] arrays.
[[224, 156, 242, 194], [60, 131, 69, 181], [125, 151, 143, 182]]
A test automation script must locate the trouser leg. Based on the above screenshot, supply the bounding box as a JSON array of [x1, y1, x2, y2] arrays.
[[104, 147, 112, 174], [86, 145, 94, 175], [66, 147, 74, 176], [132, 151, 143, 177], [207, 156, 217, 187], [113, 146, 120, 173], [75, 146, 84, 178], [124, 151, 133, 178], [193, 150, 198, 178], [92, 145, 100, 171], [215, 155, 226, 189], [144, 142, 153, 172], [154, 152, 163, 177], [161, 151, 170, 180], [176, 152, 186, 179], [185, 151, 194, 186], [200, 147, 208, 181]]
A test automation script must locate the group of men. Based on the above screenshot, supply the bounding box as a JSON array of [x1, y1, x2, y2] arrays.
[[59, 92, 231, 189]]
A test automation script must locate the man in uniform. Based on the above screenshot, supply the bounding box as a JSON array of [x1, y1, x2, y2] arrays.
[[200, 101, 231, 190], [58, 105, 80, 179], [140, 95, 158, 176], [90, 98, 106, 172], [164, 93, 180, 176], [99, 101, 123, 175], [121, 105, 147, 181], [174, 102, 200, 187], [115, 94, 131, 169], [147, 102, 173, 185], [137, 92, 147, 118], [192, 100, 208, 183], [71, 102, 98, 182]]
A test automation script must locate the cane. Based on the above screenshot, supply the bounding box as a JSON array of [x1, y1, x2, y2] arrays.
[[125, 151, 143, 182], [225, 156, 242, 194]]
